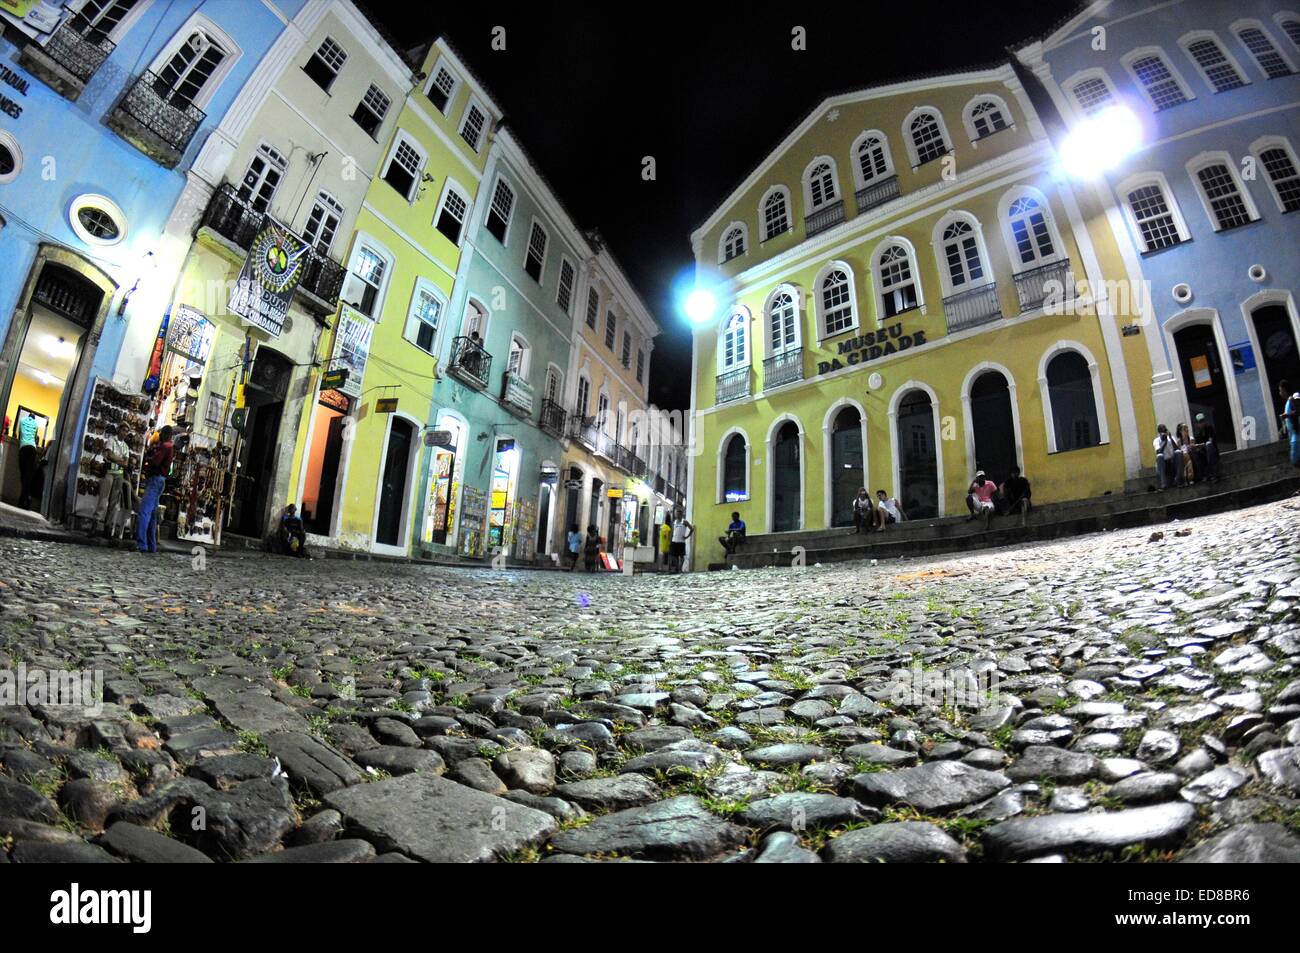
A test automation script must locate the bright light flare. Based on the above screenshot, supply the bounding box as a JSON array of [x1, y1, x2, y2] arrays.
[[1059, 105, 1143, 180], [684, 289, 717, 326]]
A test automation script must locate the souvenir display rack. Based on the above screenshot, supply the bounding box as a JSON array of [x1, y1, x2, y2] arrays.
[[72, 378, 151, 524]]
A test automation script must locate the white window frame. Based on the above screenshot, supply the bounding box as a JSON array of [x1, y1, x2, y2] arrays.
[[459, 96, 489, 153], [871, 236, 925, 323], [68, 193, 127, 246], [380, 130, 427, 203], [146, 13, 241, 110], [556, 256, 577, 314], [1063, 68, 1119, 120], [507, 332, 532, 380], [850, 129, 895, 190], [0, 129, 23, 184], [1185, 151, 1261, 231], [353, 83, 392, 139], [575, 373, 591, 417], [902, 106, 953, 168], [801, 155, 841, 211], [523, 217, 549, 283], [304, 35, 347, 92], [1178, 31, 1251, 94], [931, 210, 994, 297], [71, 0, 150, 44], [997, 186, 1067, 272], [585, 287, 600, 330], [1121, 46, 1196, 111], [1249, 134, 1300, 213], [717, 308, 752, 373], [815, 261, 860, 341], [424, 57, 460, 115], [433, 178, 471, 245], [759, 185, 792, 240], [484, 174, 515, 245], [460, 296, 490, 341], [719, 222, 748, 263], [765, 283, 803, 355], [961, 94, 1015, 143], [544, 364, 564, 404], [341, 233, 395, 320], [1232, 19, 1297, 78], [402, 276, 446, 356], [1277, 11, 1300, 52], [301, 189, 344, 254], [1116, 171, 1192, 253]]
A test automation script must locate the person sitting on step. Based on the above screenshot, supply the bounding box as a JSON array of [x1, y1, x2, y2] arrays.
[[966, 470, 998, 528], [873, 489, 906, 532]]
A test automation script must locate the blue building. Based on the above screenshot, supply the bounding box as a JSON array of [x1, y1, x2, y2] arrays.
[[0, 0, 301, 521], [1021, 0, 1300, 452]]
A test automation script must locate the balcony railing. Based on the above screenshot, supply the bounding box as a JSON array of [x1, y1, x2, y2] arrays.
[[855, 175, 900, 215], [501, 371, 534, 418], [569, 414, 616, 458], [18, 12, 115, 99], [448, 336, 492, 390], [201, 184, 345, 309], [1013, 258, 1074, 314], [539, 397, 566, 437], [716, 366, 752, 404], [108, 69, 206, 167], [615, 445, 645, 478], [654, 474, 666, 495], [943, 282, 1003, 334], [804, 199, 845, 238], [764, 348, 803, 389]]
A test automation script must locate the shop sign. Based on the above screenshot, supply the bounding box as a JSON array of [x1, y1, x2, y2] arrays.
[[816, 321, 927, 376], [424, 429, 454, 448], [320, 367, 348, 391], [0, 62, 28, 119], [376, 397, 399, 414], [330, 306, 373, 398], [1229, 342, 1255, 375], [228, 219, 310, 337], [607, 487, 624, 499], [165, 306, 214, 365], [318, 389, 350, 413]]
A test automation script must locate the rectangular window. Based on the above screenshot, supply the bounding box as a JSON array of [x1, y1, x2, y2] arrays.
[[1195, 164, 1254, 229], [524, 222, 547, 282], [486, 179, 513, 243], [1187, 39, 1246, 92], [427, 65, 456, 113], [303, 36, 346, 91], [237, 143, 286, 213], [1131, 54, 1188, 110], [1070, 76, 1114, 116], [621, 331, 632, 367], [342, 247, 385, 318], [436, 189, 468, 244], [301, 192, 343, 253], [585, 288, 600, 330], [461, 104, 487, 151], [557, 259, 575, 313], [404, 284, 442, 355], [72, 0, 138, 45], [605, 310, 617, 349], [153, 31, 227, 107], [1128, 184, 1184, 251], [636, 348, 645, 383], [382, 138, 421, 200], [351, 84, 391, 138]]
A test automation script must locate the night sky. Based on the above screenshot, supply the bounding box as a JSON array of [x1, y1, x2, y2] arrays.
[[375, 4, 1081, 412]]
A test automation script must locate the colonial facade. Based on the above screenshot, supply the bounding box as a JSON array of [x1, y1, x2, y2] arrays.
[[687, 62, 1154, 566], [1019, 0, 1300, 448], [0, 0, 299, 521]]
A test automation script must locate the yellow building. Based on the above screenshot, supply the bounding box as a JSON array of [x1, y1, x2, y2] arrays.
[[286, 38, 502, 556], [687, 63, 1156, 567]]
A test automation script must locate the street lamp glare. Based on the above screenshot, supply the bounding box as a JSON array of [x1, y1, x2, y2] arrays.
[[1060, 104, 1142, 180], [684, 289, 717, 325]]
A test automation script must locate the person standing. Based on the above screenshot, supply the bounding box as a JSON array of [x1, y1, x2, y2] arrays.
[[658, 516, 672, 570], [966, 470, 998, 528], [565, 523, 582, 570], [670, 511, 693, 573], [1194, 413, 1220, 483], [16, 411, 41, 510], [136, 426, 174, 554], [1280, 379, 1300, 469], [851, 488, 873, 534], [90, 422, 132, 536]]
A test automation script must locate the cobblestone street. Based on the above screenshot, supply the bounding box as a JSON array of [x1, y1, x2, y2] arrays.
[[2, 499, 1300, 863]]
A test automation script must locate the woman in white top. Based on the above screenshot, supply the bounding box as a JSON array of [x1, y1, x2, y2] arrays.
[[670, 514, 693, 573]]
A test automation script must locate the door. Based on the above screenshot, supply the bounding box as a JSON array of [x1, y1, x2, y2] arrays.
[[969, 370, 1017, 482], [897, 390, 938, 519], [536, 483, 553, 555], [772, 420, 801, 532], [425, 447, 456, 544], [376, 417, 414, 546], [564, 468, 583, 537], [830, 407, 863, 527], [1174, 325, 1237, 449], [1251, 304, 1300, 433], [305, 415, 344, 536], [231, 347, 291, 537]]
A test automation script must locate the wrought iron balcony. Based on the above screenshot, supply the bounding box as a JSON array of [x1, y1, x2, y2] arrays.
[[855, 175, 900, 215], [448, 336, 492, 390], [200, 184, 346, 309], [943, 282, 1003, 334], [804, 199, 845, 238], [501, 371, 534, 418], [17, 12, 116, 100], [614, 445, 645, 478], [107, 69, 206, 167], [569, 414, 616, 458], [1013, 258, 1074, 314], [539, 397, 567, 437], [715, 366, 752, 404], [764, 348, 803, 389], [654, 474, 666, 495]]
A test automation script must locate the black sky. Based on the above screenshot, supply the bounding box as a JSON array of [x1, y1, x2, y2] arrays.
[[373, 3, 1081, 412]]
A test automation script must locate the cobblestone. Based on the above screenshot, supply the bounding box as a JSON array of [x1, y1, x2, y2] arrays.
[[1, 499, 1299, 862]]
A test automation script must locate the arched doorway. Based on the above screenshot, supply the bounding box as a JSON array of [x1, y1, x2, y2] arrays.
[[536, 477, 554, 556], [1173, 325, 1237, 449], [829, 406, 863, 527], [897, 390, 938, 519], [231, 346, 293, 537], [1251, 304, 1300, 430], [969, 370, 1017, 481], [772, 420, 801, 532], [376, 416, 416, 547]]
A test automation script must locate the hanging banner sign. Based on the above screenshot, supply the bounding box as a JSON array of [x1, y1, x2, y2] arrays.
[[228, 219, 310, 337], [330, 306, 373, 399], [165, 306, 215, 364], [424, 429, 454, 448]]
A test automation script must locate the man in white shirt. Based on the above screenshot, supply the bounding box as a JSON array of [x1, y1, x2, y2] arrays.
[[1152, 423, 1181, 491], [873, 489, 906, 531], [91, 422, 132, 537]]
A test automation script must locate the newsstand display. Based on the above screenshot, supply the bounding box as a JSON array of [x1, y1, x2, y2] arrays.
[[71, 378, 151, 529]]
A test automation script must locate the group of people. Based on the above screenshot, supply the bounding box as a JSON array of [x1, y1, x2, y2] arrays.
[[852, 488, 908, 533], [1152, 413, 1221, 490], [562, 511, 695, 574], [964, 466, 1033, 528], [78, 423, 177, 554]]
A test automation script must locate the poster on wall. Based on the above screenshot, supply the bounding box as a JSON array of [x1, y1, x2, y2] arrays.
[[330, 306, 374, 399], [0, 0, 67, 40], [228, 220, 310, 337], [457, 485, 487, 559], [1190, 354, 1213, 389], [512, 499, 537, 562]]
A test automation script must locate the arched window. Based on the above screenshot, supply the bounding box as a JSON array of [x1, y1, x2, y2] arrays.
[[1123, 48, 1193, 110], [805, 160, 838, 209], [1065, 70, 1117, 117], [1278, 13, 1300, 51], [1253, 136, 1300, 212], [1004, 193, 1061, 267], [907, 110, 950, 165], [507, 333, 530, 379], [1234, 23, 1295, 78], [938, 218, 987, 291], [721, 433, 748, 502], [853, 131, 893, 187], [1181, 33, 1248, 92], [819, 268, 855, 337], [1045, 350, 1101, 451], [876, 243, 920, 318], [768, 289, 798, 354], [720, 224, 747, 263], [761, 188, 791, 240], [1187, 155, 1259, 231], [720, 311, 749, 369], [153, 28, 229, 108], [963, 96, 1011, 141]]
